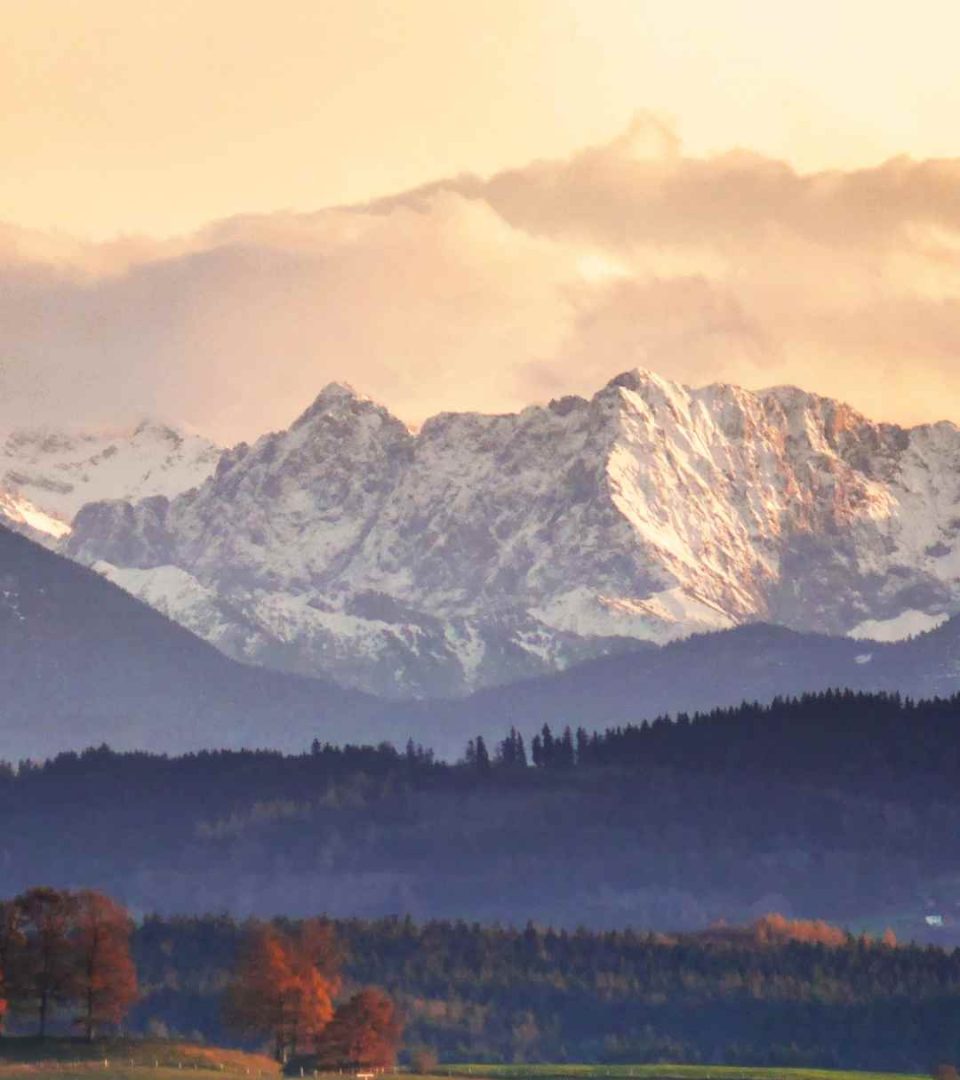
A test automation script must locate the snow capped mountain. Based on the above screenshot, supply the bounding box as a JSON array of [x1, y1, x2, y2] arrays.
[[65, 369, 960, 697], [0, 421, 221, 541]]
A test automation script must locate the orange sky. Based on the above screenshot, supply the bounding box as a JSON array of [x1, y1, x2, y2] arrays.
[[4, 0, 960, 238], [2, 1, 960, 438]]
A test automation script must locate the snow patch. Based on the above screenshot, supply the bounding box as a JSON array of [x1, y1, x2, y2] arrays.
[[533, 585, 733, 642], [849, 610, 949, 643]]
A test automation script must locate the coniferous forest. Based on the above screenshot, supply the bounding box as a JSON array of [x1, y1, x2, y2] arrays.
[[3, 691, 960, 932]]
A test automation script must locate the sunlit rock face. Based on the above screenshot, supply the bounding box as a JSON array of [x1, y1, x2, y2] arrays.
[[66, 369, 960, 697]]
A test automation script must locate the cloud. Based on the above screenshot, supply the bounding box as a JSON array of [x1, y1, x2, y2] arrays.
[[1, 114, 960, 442]]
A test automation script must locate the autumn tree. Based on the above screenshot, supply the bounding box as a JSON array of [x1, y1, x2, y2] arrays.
[[224, 921, 337, 1063], [0, 900, 24, 1038], [16, 888, 79, 1037], [71, 890, 138, 1041], [315, 988, 402, 1069]]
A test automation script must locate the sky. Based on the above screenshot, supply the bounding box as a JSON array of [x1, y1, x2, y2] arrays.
[[2, 0, 960, 440]]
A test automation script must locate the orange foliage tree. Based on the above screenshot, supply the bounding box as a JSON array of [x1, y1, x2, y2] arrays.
[[0, 888, 138, 1038], [71, 890, 139, 1041], [752, 913, 849, 947], [224, 921, 338, 1063], [0, 900, 24, 1038], [16, 887, 80, 1037], [752, 913, 896, 949], [315, 988, 403, 1070]]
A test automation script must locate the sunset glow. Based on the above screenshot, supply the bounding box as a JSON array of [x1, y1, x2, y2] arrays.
[[1, 1, 959, 439]]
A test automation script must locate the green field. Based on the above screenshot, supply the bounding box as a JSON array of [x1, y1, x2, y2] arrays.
[[0, 1044, 928, 1080], [442, 1067, 927, 1080]]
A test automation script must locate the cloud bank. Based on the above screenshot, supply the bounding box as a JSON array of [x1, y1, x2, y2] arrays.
[[2, 114, 959, 442]]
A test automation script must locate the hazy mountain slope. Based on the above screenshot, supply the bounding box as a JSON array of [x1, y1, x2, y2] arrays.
[[412, 621, 960, 751], [65, 369, 960, 697], [7, 514, 960, 761], [0, 524, 406, 760], [0, 421, 220, 541]]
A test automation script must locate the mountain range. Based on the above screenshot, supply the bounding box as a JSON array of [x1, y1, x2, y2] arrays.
[[4, 516, 960, 762], [57, 368, 960, 698]]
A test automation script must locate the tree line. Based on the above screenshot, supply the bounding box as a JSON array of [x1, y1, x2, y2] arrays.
[[4, 889, 960, 1068], [461, 690, 960, 788], [131, 912, 960, 1070], [0, 888, 137, 1040]]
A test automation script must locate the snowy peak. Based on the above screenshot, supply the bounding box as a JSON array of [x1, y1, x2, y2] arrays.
[[291, 381, 381, 427], [0, 421, 222, 538], [65, 368, 960, 698]]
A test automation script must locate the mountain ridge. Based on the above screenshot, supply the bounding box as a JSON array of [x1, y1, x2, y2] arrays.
[[0, 420, 221, 542], [64, 367, 960, 697]]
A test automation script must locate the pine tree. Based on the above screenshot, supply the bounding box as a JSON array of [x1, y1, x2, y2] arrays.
[[539, 725, 555, 767], [514, 729, 528, 768], [558, 727, 575, 768], [475, 736, 491, 774]]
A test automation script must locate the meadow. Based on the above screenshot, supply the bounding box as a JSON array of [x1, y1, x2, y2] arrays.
[[442, 1068, 928, 1080], [0, 1041, 277, 1080], [0, 1040, 933, 1080]]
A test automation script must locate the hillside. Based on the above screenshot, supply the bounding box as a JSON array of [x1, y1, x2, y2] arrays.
[[411, 619, 960, 744], [0, 524, 408, 759]]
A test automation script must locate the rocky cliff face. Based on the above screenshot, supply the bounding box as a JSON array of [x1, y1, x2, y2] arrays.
[[66, 369, 960, 696]]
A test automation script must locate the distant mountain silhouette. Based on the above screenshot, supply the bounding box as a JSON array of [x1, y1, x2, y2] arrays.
[[0, 524, 398, 759], [391, 619, 960, 755]]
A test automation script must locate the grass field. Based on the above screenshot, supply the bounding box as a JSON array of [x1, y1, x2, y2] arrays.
[[0, 1043, 927, 1080], [0, 1040, 279, 1080], [441, 1066, 927, 1080]]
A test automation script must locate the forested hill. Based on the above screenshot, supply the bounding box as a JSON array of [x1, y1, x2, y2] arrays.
[[4, 691, 960, 932], [133, 912, 960, 1070]]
